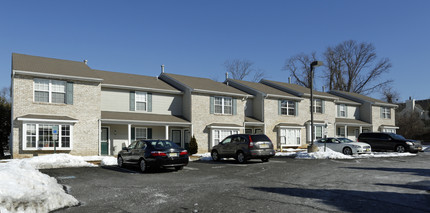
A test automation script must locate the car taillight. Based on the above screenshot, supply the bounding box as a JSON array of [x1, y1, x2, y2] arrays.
[[151, 151, 167, 157], [248, 135, 254, 148], [179, 150, 188, 156]]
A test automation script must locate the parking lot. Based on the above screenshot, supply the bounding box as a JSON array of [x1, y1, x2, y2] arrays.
[[43, 151, 430, 213]]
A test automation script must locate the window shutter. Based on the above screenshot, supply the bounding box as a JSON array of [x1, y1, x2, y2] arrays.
[[131, 127, 135, 140], [147, 93, 152, 112], [210, 96, 214, 114], [295, 101, 299, 116], [66, 82, 73, 104], [130, 91, 135, 111], [278, 100, 281, 115], [380, 107, 384, 118], [337, 105, 340, 117], [321, 100, 325, 114], [232, 98, 237, 115], [147, 128, 152, 139]]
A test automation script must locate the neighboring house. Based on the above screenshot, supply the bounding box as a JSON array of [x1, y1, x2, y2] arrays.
[[11, 53, 190, 158], [226, 79, 307, 149], [159, 72, 249, 152], [260, 79, 339, 144], [398, 98, 430, 121], [329, 90, 398, 133]]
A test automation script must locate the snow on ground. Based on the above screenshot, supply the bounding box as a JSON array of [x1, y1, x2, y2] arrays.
[[192, 153, 212, 161], [0, 154, 96, 213]]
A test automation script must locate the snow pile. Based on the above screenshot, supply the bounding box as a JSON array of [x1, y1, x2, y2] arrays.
[[0, 160, 79, 213], [296, 148, 354, 159], [275, 152, 297, 157], [357, 152, 416, 158], [192, 153, 212, 161], [17, 154, 96, 169], [100, 157, 118, 166]]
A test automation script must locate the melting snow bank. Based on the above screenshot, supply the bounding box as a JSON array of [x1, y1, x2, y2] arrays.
[[295, 147, 417, 159], [0, 154, 98, 213]]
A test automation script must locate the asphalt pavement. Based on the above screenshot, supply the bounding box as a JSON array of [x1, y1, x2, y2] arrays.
[[43, 152, 430, 213]]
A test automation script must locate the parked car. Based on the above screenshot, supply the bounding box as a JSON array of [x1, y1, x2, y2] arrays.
[[211, 134, 275, 163], [315, 137, 372, 155], [117, 139, 189, 172], [357, 132, 423, 153]]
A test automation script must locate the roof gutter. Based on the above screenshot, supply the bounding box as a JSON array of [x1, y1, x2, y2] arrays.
[[13, 70, 103, 82]]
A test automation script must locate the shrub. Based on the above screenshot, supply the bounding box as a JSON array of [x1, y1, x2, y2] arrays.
[[189, 135, 198, 155]]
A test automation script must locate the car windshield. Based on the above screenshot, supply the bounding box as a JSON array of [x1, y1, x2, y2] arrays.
[[148, 140, 181, 149], [337, 138, 353, 143], [389, 133, 406, 140]]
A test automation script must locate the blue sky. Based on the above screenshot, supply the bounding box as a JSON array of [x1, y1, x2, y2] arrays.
[[1, 0, 429, 101]]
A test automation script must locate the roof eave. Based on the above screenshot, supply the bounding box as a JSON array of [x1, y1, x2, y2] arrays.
[[13, 70, 103, 82]]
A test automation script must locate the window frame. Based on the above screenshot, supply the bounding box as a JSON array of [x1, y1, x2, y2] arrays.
[[212, 129, 239, 146], [22, 122, 73, 150], [34, 78, 66, 104], [280, 128, 301, 146], [280, 100, 296, 116], [339, 104, 346, 117], [135, 91, 147, 112], [312, 99, 323, 113], [382, 107, 391, 119], [214, 96, 233, 115], [135, 127, 148, 140]]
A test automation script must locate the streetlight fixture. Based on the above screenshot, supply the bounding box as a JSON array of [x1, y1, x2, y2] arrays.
[[308, 61, 323, 153]]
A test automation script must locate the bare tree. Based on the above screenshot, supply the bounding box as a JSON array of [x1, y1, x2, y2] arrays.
[[323, 40, 392, 95], [224, 59, 265, 82], [381, 86, 400, 103], [283, 52, 317, 88], [0, 87, 11, 158], [396, 112, 425, 139]]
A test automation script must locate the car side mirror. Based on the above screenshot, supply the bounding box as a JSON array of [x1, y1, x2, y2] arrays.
[[122, 147, 129, 151]]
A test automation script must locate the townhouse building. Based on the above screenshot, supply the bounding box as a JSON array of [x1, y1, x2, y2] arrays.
[[10, 53, 398, 158]]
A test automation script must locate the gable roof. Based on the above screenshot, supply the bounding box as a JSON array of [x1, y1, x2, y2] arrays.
[[12, 53, 102, 81], [260, 79, 338, 100], [160, 73, 248, 97], [226, 79, 301, 100], [93, 69, 181, 94], [329, 90, 397, 107]]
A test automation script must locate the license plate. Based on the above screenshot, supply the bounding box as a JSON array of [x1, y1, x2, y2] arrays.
[[260, 144, 269, 148], [169, 153, 178, 157]]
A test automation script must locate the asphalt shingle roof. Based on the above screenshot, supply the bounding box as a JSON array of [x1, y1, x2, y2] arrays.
[[262, 79, 338, 99], [228, 79, 298, 98], [12, 53, 100, 79], [162, 73, 248, 96]]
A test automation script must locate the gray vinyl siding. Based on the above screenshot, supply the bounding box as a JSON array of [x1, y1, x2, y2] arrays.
[[245, 99, 253, 117], [101, 88, 183, 115]]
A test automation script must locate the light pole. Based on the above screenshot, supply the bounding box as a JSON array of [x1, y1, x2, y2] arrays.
[[308, 61, 323, 153]]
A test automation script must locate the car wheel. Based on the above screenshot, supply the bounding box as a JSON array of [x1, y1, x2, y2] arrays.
[[175, 166, 184, 171], [236, 152, 247, 163], [211, 150, 221, 161], [117, 156, 124, 168], [261, 158, 269, 162], [395, 145, 406, 153], [342, 147, 353, 155], [139, 159, 147, 173]]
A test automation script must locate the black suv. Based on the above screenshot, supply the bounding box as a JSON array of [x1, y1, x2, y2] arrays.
[[357, 132, 422, 153], [211, 134, 275, 163]]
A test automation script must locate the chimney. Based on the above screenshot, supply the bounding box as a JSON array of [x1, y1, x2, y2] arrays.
[[225, 72, 229, 80], [288, 77, 291, 84], [83, 60, 88, 65], [161, 64, 165, 73], [406, 98, 415, 111], [322, 86, 325, 92]]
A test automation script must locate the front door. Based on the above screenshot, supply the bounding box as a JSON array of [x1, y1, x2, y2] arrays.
[[172, 130, 182, 147], [101, 127, 109, 155]]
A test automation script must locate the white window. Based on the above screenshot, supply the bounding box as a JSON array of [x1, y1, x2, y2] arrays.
[[23, 123, 72, 150], [281, 100, 296, 115], [135, 92, 147, 111], [382, 107, 391, 119], [135, 127, 147, 140], [34, 79, 66, 103], [214, 97, 232, 115], [315, 126, 323, 140], [212, 129, 239, 146], [312, 99, 323, 113], [382, 128, 396, 133], [280, 128, 301, 146], [339, 104, 346, 117]]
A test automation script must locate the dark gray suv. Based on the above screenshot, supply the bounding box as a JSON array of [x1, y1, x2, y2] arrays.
[[358, 132, 422, 153], [211, 134, 275, 163]]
